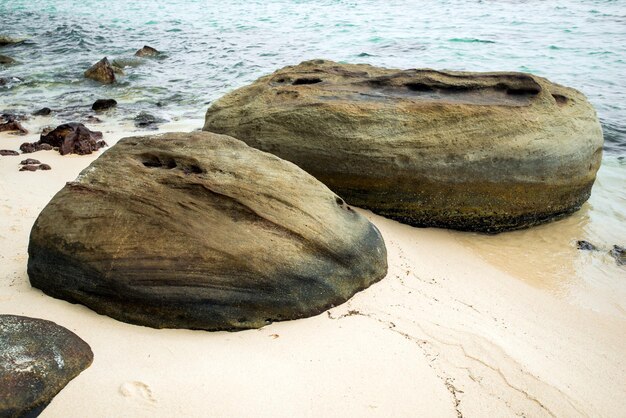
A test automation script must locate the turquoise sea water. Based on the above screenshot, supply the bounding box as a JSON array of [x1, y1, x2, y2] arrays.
[[1, 0, 625, 301]]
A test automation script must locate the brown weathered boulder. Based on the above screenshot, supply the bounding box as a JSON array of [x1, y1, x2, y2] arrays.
[[39, 123, 106, 155], [0, 315, 93, 417], [84, 57, 115, 84], [203, 60, 604, 232], [27, 132, 387, 331], [134, 45, 160, 57]]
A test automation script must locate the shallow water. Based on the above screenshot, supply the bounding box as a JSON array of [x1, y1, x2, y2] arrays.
[[1, 0, 625, 311]]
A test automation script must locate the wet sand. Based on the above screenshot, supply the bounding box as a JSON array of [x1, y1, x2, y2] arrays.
[[1, 122, 625, 417]]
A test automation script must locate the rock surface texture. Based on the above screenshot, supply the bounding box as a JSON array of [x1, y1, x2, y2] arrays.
[[27, 131, 387, 331], [203, 60, 604, 232], [0, 315, 93, 418]]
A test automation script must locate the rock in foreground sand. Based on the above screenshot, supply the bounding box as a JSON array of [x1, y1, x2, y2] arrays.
[[28, 131, 387, 331], [203, 60, 604, 232], [0, 315, 93, 417]]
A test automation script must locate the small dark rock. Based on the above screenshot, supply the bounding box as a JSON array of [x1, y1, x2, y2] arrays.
[[0, 315, 93, 418], [33, 107, 52, 116], [95, 140, 108, 150], [610, 245, 625, 266], [39, 163, 52, 170], [0, 76, 23, 87], [0, 149, 19, 156], [20, 142, 36, 153], [19, 142, 53, 153], [40, 123, 104, 155], [135, 45, 160, 57], [0, 120, 28, 135], [0, 54, 17, 65], [19, 164, 39, 171], [84, 115, 102, 123], [576, 240, 597, 251], [134, 111, 167, 129], [84, 57, 115, 84], [21, 158, 41, 165], [91, 99, 117, 111]]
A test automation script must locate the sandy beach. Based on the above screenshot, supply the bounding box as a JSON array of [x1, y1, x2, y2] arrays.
[[1, 122, 624, 417]]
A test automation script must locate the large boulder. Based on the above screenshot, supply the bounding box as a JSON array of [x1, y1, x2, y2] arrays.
[[27, 132, 387, 331], [203, 60, 604, 232], [0, 315, 93, 417]]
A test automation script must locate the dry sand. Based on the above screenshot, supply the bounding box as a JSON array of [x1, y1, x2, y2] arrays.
[[1, 123, 625, 417]]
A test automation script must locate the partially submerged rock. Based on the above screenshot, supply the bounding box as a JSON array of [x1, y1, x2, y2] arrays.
[[611, 245, 625, 266], [0, 120, 28, 135], [0, 54, 16, 65], [27, 131, 388, 330], [576, 240, 597, 251], [91, 99, 117, 111], [84, 57, 115, 84], [32, 107, 52, 116], [39, 123, 106, 155], [135, 45, 160, 57], [0, 315, 93, 418], [204, 60, 604, 233], [134, 111, 167, 129], [0, 36, 23, 46]]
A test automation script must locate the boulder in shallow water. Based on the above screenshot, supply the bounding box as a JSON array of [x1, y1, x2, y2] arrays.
[[0, 35, 23, 46], [91, 99, 117, 111], [27, 131, 388, 330], [84, 57, 115, 84], [134, 111, 167, 129], [39, 123, 106, 155], [134, 45, 160, 57], [32, 107, 52, 116], [203, 60, 604, 233], [0, 315, 93, 417]]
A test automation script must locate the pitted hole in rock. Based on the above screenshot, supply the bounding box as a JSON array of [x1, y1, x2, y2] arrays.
[[335, 196, 345, 206], [506, 86, 541, 96], [552, 94, 569, 105], [142, 155, 177, 169], [183, 164, 203, 175], [405, 82, 436, 92], [292, 77, 323, 85]]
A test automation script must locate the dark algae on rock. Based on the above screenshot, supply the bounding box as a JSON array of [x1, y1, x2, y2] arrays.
[[203, 60, 604, 233], [27, 131, 388, 331], [0, 315, 93, 418]]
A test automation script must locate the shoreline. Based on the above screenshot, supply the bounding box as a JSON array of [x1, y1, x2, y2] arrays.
[[1, 121, 625, 416]]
